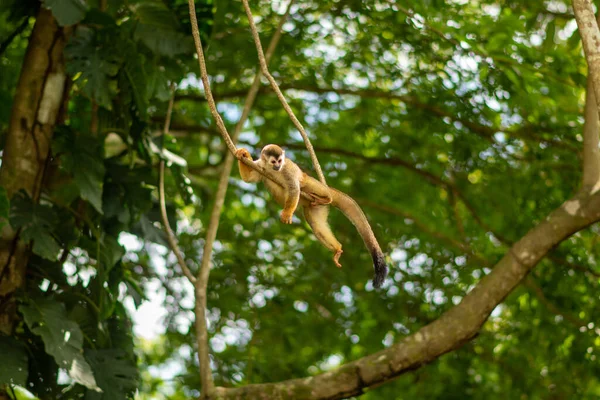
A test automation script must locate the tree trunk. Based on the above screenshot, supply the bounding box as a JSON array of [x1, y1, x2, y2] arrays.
[[0, 7, 70, 335]]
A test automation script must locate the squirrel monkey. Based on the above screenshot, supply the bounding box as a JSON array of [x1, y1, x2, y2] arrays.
[[236, 144, 388, 288]]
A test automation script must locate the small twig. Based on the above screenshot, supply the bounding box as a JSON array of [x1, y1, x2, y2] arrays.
[[158, 87, 197, 285], [241, 0, 327, 186]]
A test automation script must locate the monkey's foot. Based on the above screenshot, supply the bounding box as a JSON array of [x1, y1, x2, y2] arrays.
[[309, 194, 332, 207], [280, 211, 293, 224], [333, 249, 343, 268]]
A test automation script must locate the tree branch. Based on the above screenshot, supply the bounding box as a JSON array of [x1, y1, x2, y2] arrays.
[[0, 9, 70, 333], [240, 0, 327, 185], [0, 17, 29, 57], [212, 190, 600, 399], [186, 0, 313, 203], [582, 39, 600, 189], [193, 3, 293, 398], [574, 1, 600, 153], [158, 88, 197, 285]]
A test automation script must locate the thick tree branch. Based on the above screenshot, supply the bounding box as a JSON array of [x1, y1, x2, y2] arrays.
[[574, 1, 600, 143], [212, 190, 600, 399], [240, 0, 327, 185], [0, 9, 69, 334], [582, 35, 600, 188], [193, 3, 293, 398]]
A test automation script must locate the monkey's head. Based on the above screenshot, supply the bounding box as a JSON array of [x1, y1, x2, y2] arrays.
[[261, 144, 285, 171]]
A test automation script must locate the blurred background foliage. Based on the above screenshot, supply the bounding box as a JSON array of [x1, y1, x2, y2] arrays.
[[0, 0, 599, 399]]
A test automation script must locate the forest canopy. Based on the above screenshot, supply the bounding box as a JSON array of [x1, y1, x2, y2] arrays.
[[1, 0, 599, 399]]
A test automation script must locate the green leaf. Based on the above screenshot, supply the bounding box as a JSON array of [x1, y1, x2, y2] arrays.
[[137, 214, 168, 246], [0, 186, 9, 230], [54, 128, 106, 214], [85, 349, 138, 400], [123, 53, 149, 120], [20, 297, 101, 392], [10, 191, 61, 260], [0, 337, 28, 387], [73, 150, 105, 214], [65, 27, 121, 108], [100, 235, 124, 271], [44, 0, 88, 26], [133, 2, 193, 57]]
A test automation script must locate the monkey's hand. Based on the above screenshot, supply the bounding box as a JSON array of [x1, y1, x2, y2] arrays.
[[280, 210, 294, 224], [235, 148, 252, 160]]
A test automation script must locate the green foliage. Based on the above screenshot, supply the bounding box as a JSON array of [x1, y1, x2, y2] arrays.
[[0, 337, 28, 387], [85, 349, 139, 400], [54, 127, 106, 213], [133, 1, 193, 57], [65, 26, 120, 108], [10, 191, 61, 260], [20, 297, 100, 391], [2, 0, 600, 399], [44, 0, 88, 26]]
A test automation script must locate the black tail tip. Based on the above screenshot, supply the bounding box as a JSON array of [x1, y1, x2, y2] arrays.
[[371, 251, 388, 289]]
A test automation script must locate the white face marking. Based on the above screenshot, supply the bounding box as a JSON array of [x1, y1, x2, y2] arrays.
[[269, 155, 284, 170]]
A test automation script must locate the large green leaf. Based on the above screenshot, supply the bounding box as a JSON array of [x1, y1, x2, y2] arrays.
[[44, 0, 88, 26], [0, 337, 28, 387], [53, 128, 106, 214], [84, 349, 138, 400], [133, 2, 193, 57], [65, 26, 120, 108], [10, 191, 61, 260], [20, 297, 101, 392]]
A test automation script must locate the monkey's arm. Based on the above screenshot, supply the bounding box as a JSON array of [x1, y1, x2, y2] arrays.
[[236, 148, 262, 183], [280, 179, 300, 224]]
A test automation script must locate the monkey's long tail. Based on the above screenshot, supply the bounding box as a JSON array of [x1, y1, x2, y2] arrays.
[[330, 188, 388, 288]]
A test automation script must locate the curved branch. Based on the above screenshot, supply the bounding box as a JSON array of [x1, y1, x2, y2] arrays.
[[193, 3, 293, 398], [158, 88, 197, 285], [212, 190, 600, 399], [240, 0, 327, 185]]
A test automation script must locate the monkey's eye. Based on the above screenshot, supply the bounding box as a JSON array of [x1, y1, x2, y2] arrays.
[[271, 160, 276, 164]]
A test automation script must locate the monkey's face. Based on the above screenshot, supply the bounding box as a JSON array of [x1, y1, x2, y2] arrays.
[[261, 145, 285, 171], [267, 154, 285, 171]]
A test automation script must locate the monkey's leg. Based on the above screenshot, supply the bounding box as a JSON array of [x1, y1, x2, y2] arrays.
[[303, 206, 343, 267], [302, 175, 333, 206]]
